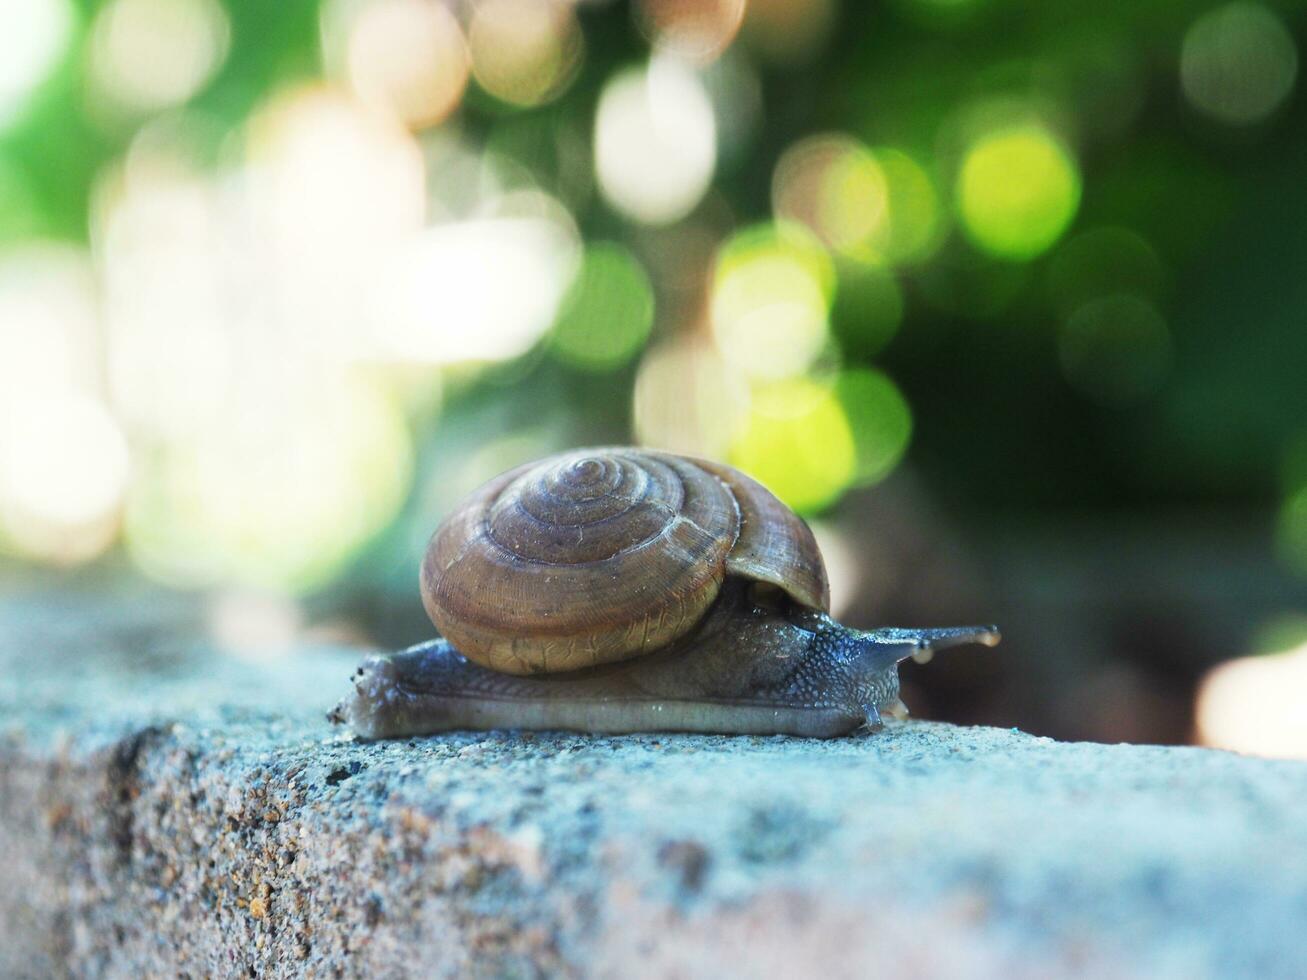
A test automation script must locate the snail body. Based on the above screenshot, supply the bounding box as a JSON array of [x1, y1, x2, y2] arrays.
[[331, 448, 998, 739]]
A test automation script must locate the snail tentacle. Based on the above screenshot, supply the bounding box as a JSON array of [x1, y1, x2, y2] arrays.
[[857, 625, 1001, 667]]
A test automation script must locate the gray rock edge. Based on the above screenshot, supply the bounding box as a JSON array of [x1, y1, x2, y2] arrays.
[[1, 624, 1306, 979]]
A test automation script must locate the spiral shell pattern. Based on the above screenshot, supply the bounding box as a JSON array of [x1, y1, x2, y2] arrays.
[[422, 448, 828, 675]]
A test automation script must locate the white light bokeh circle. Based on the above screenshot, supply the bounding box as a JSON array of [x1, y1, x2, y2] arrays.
[[0, 0, 75, 127], [369, 193, 580, 365], [595, 57, 716, 225], [633, 334, 750, 460], [248, 87, 426, 360], [0, 243, 101, 400], [468, 0, 583, 108], [1197, 642, 1307, 759], [342, 0, 469, 127], [0, 244, 124, 564], [88, 0, 231, 113], [635, 0, 746, 65], [0, 392, 131, 564]]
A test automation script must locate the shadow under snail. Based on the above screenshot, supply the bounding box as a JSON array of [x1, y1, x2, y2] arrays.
[[330, 448, 999, 739]]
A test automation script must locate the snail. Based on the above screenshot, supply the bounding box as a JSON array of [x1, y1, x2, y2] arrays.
[[329, 448, 998, 739]]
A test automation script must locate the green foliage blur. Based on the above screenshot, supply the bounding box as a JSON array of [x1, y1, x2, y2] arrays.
[[1, 0, 1305, 641]]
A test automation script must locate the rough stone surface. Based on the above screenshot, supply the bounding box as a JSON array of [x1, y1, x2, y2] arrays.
[[3, 587, 1307, 979]]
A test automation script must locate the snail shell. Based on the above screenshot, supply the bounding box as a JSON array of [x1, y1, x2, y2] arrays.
[[421, 448, 829, 675]]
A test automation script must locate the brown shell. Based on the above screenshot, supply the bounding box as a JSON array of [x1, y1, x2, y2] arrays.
[[421, 448, 830, 675]]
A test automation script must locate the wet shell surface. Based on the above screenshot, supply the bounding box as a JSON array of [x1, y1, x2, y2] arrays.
[[421, 448, 829, 675]]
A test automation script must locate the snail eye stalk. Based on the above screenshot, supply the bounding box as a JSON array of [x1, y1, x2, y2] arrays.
[[854, 625, 1001, 671]]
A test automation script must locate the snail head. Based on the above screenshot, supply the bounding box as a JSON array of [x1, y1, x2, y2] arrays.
[[813, 620, 1001, 729]]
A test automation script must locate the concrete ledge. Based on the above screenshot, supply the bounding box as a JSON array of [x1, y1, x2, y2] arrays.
[[3, 592, 1307, 978]]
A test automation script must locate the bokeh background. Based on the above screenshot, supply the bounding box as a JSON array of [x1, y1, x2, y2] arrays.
[[2, 0, 1305, 755]]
